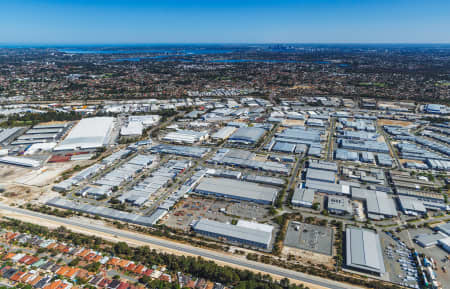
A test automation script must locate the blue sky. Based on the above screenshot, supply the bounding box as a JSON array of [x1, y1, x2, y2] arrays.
[[1, 0, 449, 44]]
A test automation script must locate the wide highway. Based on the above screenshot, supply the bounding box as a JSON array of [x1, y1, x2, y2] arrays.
[[0, 204, 358, 289]]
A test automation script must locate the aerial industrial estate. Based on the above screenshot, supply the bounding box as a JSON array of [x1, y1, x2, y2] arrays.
[[0, 45, 448, 289]]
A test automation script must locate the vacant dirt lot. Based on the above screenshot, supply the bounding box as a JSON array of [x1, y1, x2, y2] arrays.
[[377, 119, 413, 127], [281, 119, 305, 127], [282, 246, 334, 269]]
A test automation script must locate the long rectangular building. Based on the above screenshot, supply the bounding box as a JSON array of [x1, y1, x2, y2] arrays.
[[0, 156, 40, 168], [192, 219, 273, 249], [346, 227, 386, 276], [194, 177, 279, 204], [55, 117, 114, 151], [305, 168, 336, 183]]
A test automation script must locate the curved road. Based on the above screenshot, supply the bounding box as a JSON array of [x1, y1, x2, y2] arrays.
[[0, 205, 357, 289]]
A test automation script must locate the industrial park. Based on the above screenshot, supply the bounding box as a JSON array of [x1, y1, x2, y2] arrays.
[[0, 37, 448, 289], [0, 90, 448, 289]]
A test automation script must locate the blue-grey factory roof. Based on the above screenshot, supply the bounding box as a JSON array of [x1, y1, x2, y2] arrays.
[[192, 219, 272, 247], [351, 188, 397, 217], [308, 160, 338, 172], [195, 177, 278, 203], [436, 223, 450, 236], [346, 227, 386, 275], [291, 187, 315, 205], [306, 168, 336, 183], [228, 127, 266, 143]]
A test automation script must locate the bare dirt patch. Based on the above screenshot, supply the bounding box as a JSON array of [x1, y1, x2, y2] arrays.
[[282, 246, 334, 269], [281, 119, 305, 127], [377, 119, 413, 127]]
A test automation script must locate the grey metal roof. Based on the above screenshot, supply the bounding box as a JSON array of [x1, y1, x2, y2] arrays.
[[398, 196, 427, 214], [192, 219, 272, 247], [0, 127, 23, 143], [305, 180, 350, 195], [195, 177, 278, 203], [339, 139, 389, 153], [436, 223, 450, 236], [149, 144, 210, 158], [291, 187, 315, 205], [46, 197, 157, 227], [211, 126, 237, 139], [26, 128, 63, 134], [335, 149, 359, 161], [306, 168, 336, 183], [17, 133, 59, 140], [327, 196, 352, 213], [414, 233, 446, 247], [243, 175, 285, 186], [33, 123, 68, 129], [351, 188, 397, 217], [308, 160, 338, 172], [228, 127, 266, 143], [346, 227, 386, 274], [272, 142, 296, 153], [276, 127, 321, 142]]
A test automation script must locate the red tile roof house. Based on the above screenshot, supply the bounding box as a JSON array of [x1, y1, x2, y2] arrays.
[[25, 256, 40, 265], [126, 263, 136, 272], [117, 282, 129, 289], [18, 255, 32, 264], [143, 269, 153, 277], [98, 278, 111, 288], [160, 274, 172, 283], [10, 271, 25, 282], [134, 264, 146, 275]]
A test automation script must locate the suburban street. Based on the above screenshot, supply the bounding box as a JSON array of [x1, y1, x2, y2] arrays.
[[0, 204, 359, 289]]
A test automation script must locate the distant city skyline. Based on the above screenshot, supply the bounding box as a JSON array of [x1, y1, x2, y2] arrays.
[[1, 0, 450, 44]]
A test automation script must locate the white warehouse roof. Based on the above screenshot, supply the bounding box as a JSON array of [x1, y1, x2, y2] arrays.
[[55, 117, 114, 151], [0, 156, 40, 168]]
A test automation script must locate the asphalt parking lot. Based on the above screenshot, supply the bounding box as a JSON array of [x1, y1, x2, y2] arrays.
[[380, 231, 420, 288], [163, 196, 270, 231], [400, 227, 450, 289]]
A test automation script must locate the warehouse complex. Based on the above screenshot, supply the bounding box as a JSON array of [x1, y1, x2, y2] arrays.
[[228, 127, 266, 145], [192, 218, 273, 249], [194, 177, 279, 205], [55, 117, 114, 151], [0, 93, 448, 289], [345, 227, 386, 276]]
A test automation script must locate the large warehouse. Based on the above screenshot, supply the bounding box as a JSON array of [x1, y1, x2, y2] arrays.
[[194, 177, 279, 204], [192, 218, 273, 249], [54, 117, 115, 151], [228, 127, 266, 145], [291, 186, 315, 208], [345, 227, 386, 276]]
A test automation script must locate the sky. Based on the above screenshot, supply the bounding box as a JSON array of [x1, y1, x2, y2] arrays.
[[1, 0, 450, 44]]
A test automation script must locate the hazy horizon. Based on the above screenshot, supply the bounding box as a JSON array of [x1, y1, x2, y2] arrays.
[[2, 0, 450, 44]]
